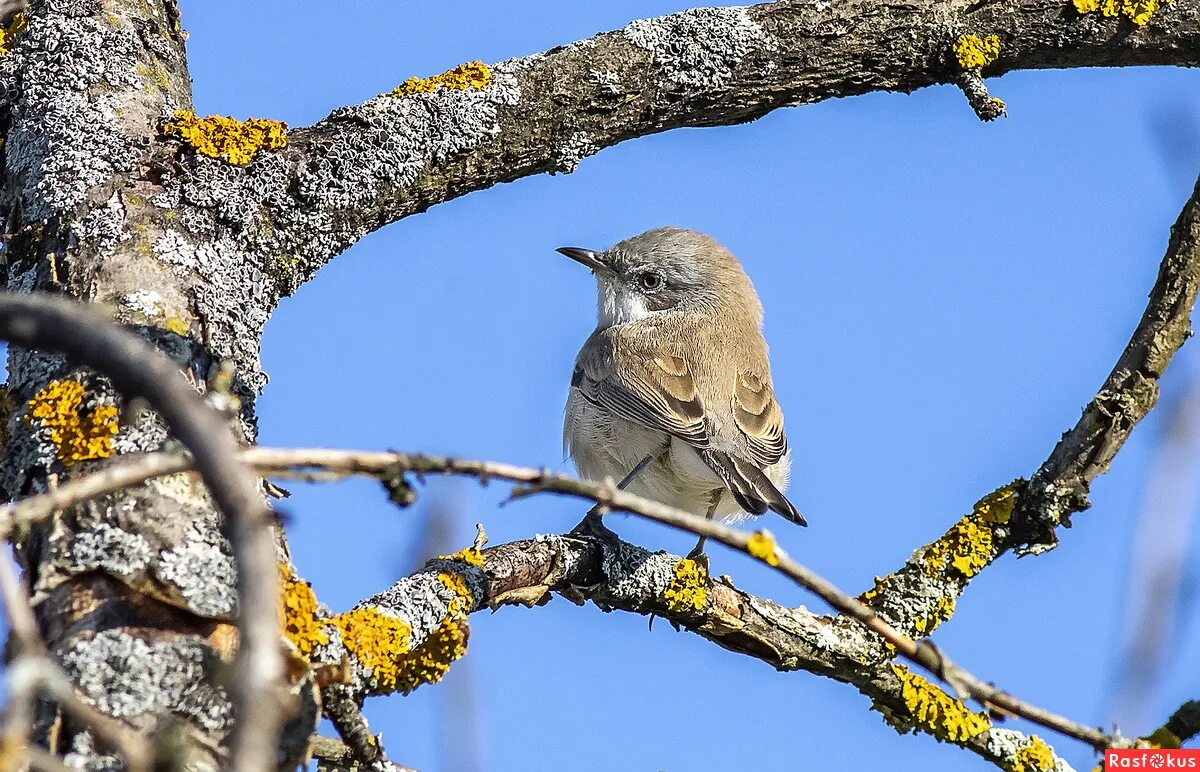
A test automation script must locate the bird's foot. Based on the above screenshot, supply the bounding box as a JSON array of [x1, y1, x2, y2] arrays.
[[570, 509, 623, 552], [685, 537, 710, 575]]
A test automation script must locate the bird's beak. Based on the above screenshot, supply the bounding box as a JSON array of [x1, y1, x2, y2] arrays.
[[556, 246, 609, 274]]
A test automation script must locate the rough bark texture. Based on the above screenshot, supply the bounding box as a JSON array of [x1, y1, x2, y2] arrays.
[[0, 0, 1196, 769]]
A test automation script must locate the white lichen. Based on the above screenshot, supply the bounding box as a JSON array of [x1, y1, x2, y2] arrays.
[[624, 7, 768, 88], [986, 728, 1075, 772], [63, 524, 153, 579], [60, 629, 232, 733], [157, 523, 239, 617]]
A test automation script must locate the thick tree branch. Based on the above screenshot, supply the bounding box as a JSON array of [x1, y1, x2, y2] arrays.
[[325, 531, 1080, 770], [234, 0, 1200, 278], [0, 294, 281, 772], [1015, 172, 1200, 550]]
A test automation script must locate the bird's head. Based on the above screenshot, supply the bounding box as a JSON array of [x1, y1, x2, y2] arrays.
[[557, 227, 762, 329]]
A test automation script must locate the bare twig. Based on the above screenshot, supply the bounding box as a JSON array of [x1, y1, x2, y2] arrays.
[[0, 293, 281, 772], [1, 445, 1115, 750]]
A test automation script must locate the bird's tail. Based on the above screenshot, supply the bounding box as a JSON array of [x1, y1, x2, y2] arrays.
[[702, 450, 807, 527]]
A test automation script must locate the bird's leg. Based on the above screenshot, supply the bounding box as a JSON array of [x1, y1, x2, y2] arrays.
[[685, 489, 723, 572], [570, 453, 656, 546]]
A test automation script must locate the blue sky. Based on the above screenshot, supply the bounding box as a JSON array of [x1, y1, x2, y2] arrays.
[[177, 3, 1200, 770]]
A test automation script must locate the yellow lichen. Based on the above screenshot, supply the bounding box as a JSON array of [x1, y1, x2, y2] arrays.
[[331, 571, 473, 695], [892, 664, 991, 742], [164, 316, 189, 336], [1144, 726, 1182, 749], [389, 606, 468, 694], [0, 12, 27, 56], [162, 110, 287, 165], [437, 570, 473, 603], [922, 516, 993, 579], [331, 606, 413, 694], [391, 61, 491, 97], [859, 575, 887, 604], [953, 34, 1001, 70], [436, 546, 485, 567], [663, 558, 709, 613], [975, 482, 1019, 523], [26, 380, 118, 466], [746, 530, 780, 566], [1012, 736, 1055, 772], [1075, 0, 1162, 24], [914, 594, 957, 635], [278, 565, 329, 657]]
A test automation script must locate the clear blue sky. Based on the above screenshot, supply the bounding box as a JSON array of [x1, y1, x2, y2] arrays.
[[181, 3, 1200, 770]]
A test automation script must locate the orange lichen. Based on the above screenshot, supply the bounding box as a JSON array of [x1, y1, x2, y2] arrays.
[[162, 110, 287, 165], [278, 565, 329, 657], [436, 546, 485, 567], [332, 571, 472, 695], [164, 316, 189, 336], [663, 558, 709, 613], [391, 61, 492, 96], [26, 380, 118, 466], [891, 664, 991, 742], [859, 575, 888, 604], [331, 606, 413, 694]]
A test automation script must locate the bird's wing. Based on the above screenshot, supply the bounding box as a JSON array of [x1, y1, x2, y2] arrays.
[[722, 369, 804, 524], [572, 351, 709, 447], [731, 370, 789, 469]]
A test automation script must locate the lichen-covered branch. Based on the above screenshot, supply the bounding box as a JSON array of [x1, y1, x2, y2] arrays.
[[1014, 173, 1200, 550], [856, 172, 1200, 665], [283, 530, 1080, 771], [170, 0, 1200, 287], [16, 444, 1108, 759]]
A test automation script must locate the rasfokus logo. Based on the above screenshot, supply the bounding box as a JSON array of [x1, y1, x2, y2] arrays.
[[1106, 749, 1200, 768]]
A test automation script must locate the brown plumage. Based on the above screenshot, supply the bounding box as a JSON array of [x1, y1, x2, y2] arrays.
[[560, 227, 804, 528]]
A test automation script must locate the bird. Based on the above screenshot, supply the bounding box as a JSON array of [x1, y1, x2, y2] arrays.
[[558, 226, 804, 556]]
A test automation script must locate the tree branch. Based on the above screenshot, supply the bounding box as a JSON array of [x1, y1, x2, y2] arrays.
[[315, 529, 1081, 770], [1014, 173, 1200, 550], [6, 444, 1113, 760], [0, 294, 282, 772], [239, 0, 1200, 277]]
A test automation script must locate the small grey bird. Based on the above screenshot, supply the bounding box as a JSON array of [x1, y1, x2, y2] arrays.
[[559, 227, 804, 552]]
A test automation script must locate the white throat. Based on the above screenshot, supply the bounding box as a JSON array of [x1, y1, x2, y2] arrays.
[[596, 280, 655, 328]]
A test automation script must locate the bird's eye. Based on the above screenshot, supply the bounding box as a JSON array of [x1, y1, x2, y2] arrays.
[[638, 272, 663, 291]]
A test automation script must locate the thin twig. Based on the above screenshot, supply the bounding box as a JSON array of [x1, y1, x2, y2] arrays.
[[0, 444, 1117, 750], [955, 70, 1007, 121], [0, 293, 282, 772]]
